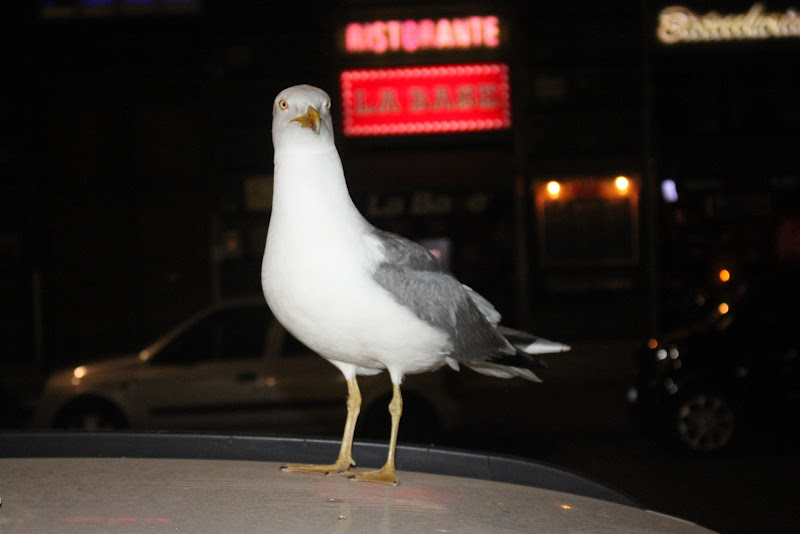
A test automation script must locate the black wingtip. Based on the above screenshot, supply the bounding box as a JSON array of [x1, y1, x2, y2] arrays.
[[488, 350, 548, 370]]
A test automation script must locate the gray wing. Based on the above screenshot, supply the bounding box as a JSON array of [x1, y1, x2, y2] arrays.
[[462, 285, 502, 325], [370, 230, 515, 362]]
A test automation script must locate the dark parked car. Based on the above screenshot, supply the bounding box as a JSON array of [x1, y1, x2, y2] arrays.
[[628, 267, 800, 453]]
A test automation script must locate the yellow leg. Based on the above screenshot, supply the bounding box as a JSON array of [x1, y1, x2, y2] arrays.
[[282, 377, 360, 476], [349, 383, 401, 485]]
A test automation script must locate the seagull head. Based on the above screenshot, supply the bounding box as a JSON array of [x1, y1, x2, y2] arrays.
[[272, 85, 335, 153]]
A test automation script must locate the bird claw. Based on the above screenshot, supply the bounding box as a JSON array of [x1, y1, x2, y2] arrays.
[[281, 459, 355, 476], [346, 466, 399, 485]]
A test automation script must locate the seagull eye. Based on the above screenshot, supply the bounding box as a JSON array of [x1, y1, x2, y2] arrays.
[[324, 100, 331, 111], [278, 99, 289, 111]]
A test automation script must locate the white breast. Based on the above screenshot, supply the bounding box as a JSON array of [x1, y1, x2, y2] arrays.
[[261, 150, 451, 379]]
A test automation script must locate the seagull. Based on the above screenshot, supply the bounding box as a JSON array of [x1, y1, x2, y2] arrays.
[[261, 84, 570, 485]]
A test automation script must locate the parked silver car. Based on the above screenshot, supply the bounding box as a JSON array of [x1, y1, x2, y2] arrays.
[[32, 297, 503, 438]]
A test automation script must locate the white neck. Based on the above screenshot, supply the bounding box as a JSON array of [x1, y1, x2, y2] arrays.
[[265, 147, 370, 262], [271, 148, 359, 223]]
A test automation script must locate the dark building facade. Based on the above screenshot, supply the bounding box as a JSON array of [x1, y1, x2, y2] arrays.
[[1, 1, 797, 369], [649, 1, 800, 329]]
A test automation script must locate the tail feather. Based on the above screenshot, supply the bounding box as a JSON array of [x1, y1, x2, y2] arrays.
[[463, 326, 571, 382], [465, 362, 542, 382], [497, 326, 571, 355], [451, 311, 570, 381], [486, 347, 548, 372]]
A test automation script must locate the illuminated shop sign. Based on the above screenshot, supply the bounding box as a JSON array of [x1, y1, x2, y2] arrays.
[[657, 3, 800, 44], [340, 63, 511, 136], [345, 16, 500, 54]]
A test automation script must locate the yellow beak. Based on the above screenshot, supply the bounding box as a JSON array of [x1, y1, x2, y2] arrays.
[[291, 105, 321, 133]]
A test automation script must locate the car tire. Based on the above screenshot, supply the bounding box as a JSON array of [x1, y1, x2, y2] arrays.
[[54, 399, 129, 431], [360, 392, 441, 443], [671, 390, 736, 453]]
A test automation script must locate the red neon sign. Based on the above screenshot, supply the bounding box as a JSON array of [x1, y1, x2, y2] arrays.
[[345, 16, 500, 54], [340, 63, 511, 137]]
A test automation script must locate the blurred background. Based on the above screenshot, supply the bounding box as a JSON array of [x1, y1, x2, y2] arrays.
[[1, 1, 798, 532]]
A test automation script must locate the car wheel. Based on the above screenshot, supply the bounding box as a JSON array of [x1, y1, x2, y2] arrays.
[[673, 391, 735, 453], [55, 399, 128, 431]]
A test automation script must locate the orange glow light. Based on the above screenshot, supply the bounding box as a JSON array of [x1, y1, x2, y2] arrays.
[[719, 269, 731, 282], [615, 176, 629, 193], [718, 302, 729, 314], [546, 181, 561, 198]]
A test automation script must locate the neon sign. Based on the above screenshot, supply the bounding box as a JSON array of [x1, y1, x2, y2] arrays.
[[657, 3, 800, 44], [340, 63, 511, 136], [345, 16, 500, 54]]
